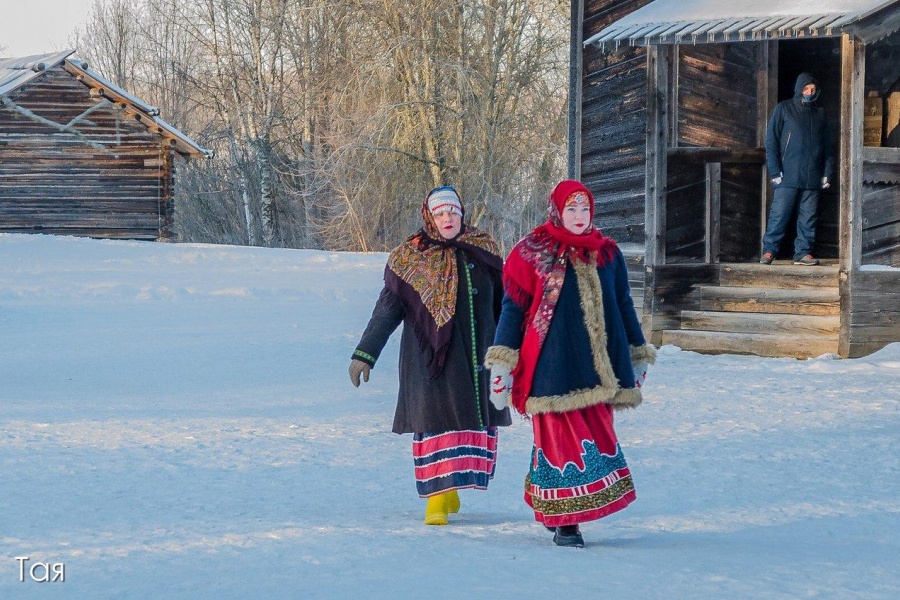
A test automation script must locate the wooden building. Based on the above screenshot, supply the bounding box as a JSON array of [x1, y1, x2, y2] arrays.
[[0, 50, 211, 240], [569, 0, 900, 358]]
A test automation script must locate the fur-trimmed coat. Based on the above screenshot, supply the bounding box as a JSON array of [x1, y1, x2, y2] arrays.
[[486, 247, 654, 414], [353, 251, 512, 434]]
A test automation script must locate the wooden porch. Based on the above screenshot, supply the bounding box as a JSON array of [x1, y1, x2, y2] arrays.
[[651, 261, 840, 358]]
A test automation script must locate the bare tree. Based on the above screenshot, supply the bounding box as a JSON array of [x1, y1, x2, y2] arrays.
[[72, 0, 568, 252]]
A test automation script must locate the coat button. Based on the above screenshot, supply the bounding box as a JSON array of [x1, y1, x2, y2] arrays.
[[472, 287, 479, 295], [468, 262, 475, 270], [477, 365, 485, 372]]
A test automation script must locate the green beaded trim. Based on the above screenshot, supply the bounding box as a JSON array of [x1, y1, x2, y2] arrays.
[[353, 349, 376, 364], [463, 259, 484, 428]]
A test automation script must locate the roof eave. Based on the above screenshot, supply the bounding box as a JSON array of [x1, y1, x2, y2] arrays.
[[62, 58, 212, 159]]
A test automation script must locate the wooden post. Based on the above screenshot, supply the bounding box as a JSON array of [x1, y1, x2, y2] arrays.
[[758, 41, 778, 256], [705, 162, 722, 264], [839, 33, 865, 357], [642, 43, 672, 344], [567, 0, 584, 180]]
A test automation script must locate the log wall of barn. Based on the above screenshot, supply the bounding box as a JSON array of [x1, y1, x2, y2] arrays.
[[848, 270, 900, 357], [861, 167, 900, 266], [669, 44, 760, 263], [0, 67, 174, 240], [580, 0, 653, 245]]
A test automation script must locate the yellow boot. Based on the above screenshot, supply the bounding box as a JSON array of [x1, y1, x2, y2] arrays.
[[447, 489, 460, 514], [424, 493, 449, 526]]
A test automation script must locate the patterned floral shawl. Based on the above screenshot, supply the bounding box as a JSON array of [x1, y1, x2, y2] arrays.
[[385, 192, 502, 377]]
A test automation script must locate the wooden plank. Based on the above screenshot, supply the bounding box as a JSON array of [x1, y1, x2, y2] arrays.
[[698, 285, 840, 316], [641, 43, 671, 345], [706, 162, 721, 265], [854, 271, 900, 293], [645, 44, 669, 268], [660, 329, 839, 358], [568, 0, 584, 180], [863, 162, 900, 185], [847, 340, 893, 358], [680, 310, 840, 337], [668, 147, 765, 164], [862, 183, 900, 230], [848, 323, 900, 341], [840, 33, 866, 357], [862, 146, 900, 165], [759, 41, 778, 257], [718, 263, 840, 289]]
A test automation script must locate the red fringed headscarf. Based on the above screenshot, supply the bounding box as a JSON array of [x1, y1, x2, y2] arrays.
[[502, 180, 619, 413]]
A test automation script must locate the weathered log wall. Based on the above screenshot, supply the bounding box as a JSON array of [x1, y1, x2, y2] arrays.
[[862, 181, 900, 265], [848, 270, 900, 357], [861, 149, 900, 266], [580, 0, 653, 245], [0, 67, 174, 240]]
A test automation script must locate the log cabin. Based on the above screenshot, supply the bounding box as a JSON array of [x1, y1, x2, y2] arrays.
[[569, 0, 900, 358], [0, 49, 211, 241]]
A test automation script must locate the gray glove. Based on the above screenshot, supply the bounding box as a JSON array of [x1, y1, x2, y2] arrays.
[[349, 359, 371, 387]]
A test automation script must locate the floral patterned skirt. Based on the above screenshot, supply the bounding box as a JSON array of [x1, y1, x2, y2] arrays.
[[525, 404, 635, 526], [413, 428, 498, 497]]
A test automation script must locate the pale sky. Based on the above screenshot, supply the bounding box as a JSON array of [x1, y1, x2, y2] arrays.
[[1, 0, 96, 57]]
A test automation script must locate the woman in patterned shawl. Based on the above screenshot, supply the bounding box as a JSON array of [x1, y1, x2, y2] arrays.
[[485, 180, 656, 548], [349, 186, 511, 525]]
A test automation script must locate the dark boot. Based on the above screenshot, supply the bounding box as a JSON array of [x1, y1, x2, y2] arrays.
[[552, 525, 584, 548]]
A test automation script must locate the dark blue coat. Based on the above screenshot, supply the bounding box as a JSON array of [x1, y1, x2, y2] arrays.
[[354, 251, 511, 434], [765, 73, 835, 191], [493, 248, 646, 399]]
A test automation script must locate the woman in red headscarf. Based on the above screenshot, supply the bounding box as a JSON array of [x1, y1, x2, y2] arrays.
[[485, 180, 655, 547]]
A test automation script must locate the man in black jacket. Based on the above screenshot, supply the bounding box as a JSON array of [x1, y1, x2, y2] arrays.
[[762, 72, 835, 266]]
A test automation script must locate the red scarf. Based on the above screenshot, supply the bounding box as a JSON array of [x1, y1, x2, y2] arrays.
[[502, 180, 618, 413]]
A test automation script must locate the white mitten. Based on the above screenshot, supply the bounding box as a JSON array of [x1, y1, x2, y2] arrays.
[[489, 364, 513, 410], [822, 177, 830, 189], [633, 362, 648, 388]]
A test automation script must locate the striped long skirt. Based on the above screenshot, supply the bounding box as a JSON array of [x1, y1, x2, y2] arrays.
[[525, 403, 635, 527], [412, 428, 498, 497]]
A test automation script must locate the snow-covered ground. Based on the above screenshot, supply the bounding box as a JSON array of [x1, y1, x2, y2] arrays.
[[1, 233, 899, 600]]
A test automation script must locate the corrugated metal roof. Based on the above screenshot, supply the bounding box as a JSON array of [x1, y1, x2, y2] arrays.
[[585, 0, 900, 49], [0, 50, 211, 158], [0, 50, 76, 96]]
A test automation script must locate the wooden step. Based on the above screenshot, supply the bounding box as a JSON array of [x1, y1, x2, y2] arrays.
[[698, 285, 840, 316], [679, 310, 840, 337], [660, 329, 839, 359], [718, 263, 839, 289]]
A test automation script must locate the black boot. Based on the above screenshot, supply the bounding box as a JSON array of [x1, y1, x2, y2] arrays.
[[552, 525, 584, 548]]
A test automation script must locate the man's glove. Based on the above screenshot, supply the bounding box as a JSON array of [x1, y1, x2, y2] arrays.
[[489, 364, 513, 410], [771, 173, 783, 185], [822, 177, 830, 189], [349, 359, 371, 387]]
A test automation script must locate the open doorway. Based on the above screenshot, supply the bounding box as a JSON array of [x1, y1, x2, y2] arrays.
[[769, 39, 842, 261]]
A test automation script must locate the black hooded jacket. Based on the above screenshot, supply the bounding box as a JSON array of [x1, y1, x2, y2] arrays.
[[765, 73, 835, 190]]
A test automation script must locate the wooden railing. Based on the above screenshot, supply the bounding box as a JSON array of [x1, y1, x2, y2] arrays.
[[667, 147, 765, 263]]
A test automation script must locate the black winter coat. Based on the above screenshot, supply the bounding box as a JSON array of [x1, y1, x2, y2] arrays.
[[765, 72, 835, 190], [354, 251, 512, 434]]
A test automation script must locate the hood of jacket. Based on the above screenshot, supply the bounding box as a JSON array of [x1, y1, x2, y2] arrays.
[[794, 72, 821, 103]]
